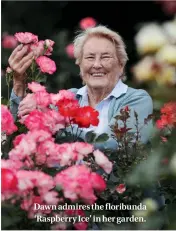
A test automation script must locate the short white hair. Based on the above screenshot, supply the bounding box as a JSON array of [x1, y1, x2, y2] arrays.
[[73, 25, 128, 67]]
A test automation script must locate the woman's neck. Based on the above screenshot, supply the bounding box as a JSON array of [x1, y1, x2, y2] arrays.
[[87, 86, 113, 108]]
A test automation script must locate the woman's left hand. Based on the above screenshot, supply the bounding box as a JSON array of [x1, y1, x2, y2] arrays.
[[18, 93, 37, 117]]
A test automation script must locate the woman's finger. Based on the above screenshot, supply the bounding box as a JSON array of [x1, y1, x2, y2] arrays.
[[8, 44, 23, 63], [18, 58, 33, 74], [13, 45, 29, 62], [18, 108, 31, 117], [18, 51, 34, 68]]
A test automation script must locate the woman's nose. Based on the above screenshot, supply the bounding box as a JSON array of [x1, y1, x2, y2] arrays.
[[93, 59, 102, 68]]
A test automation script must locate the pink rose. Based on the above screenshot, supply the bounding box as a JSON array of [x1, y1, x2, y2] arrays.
[[14, 32, 38, 44], [36, 56, 56, 74], [28, 82, 46, 93], [34, 91, 51, 107], [29, 40, 45, 57], [1, 105, 18, 135], [90, 172, 106, 192], [93, 149, 113, 174], [2, 35, 18, 49], [79, 17, 97, 30], [44, 39, 55, 56], [66, 44, 74, 58]]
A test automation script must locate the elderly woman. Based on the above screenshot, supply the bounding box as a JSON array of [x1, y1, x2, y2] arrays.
[[9, 25, 153, 150], [9, 25, 165, 221]]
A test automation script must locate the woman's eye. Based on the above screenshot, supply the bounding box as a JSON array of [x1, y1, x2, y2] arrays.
[[102, 56, 110, 59]]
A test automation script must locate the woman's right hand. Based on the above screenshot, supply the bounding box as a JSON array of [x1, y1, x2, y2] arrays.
[[8, 44, 34, 96], [8, 44, 34, 82]]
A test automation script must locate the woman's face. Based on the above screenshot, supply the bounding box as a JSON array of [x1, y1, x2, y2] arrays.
[[79, 36, 123, 90]]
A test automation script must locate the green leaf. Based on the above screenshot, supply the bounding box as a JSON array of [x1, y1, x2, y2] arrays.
[[85, 131, 96, 143], [95, 133, 109, 143]]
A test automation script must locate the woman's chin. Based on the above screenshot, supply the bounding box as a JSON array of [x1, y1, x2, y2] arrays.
[[88, 79, 108, 89]]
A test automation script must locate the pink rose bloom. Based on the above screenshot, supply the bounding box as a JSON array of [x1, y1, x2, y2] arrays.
[[72, 142, 94, 157], [65, 44, 74, 58], [56, 143, 78, 166], [79, 17, 97, 30], [36, 56, 56, 74], [29, 40, 44, 56], [34, 91, 51, 108], [1, 159, 23, 171], [36, 140, 57, 166], [93, 150, 113, 174], [17, 170, 54, 193], [50, 90, 75, 105], [116, 184, 126, 194], [23, 110, 47, 131], [9, 130, 52, 164], [2, 35, 18, 49], [90, 172, 106, 192], [13, 134, 26, 147], [28, 82, 46, 93], [23, 109, 65, 135], [42, 191, 59, 205], [44, 39, 55, 56], [1, 105, 18, 135], [14, 32, 38, 44], [54, 165, 97, 204]]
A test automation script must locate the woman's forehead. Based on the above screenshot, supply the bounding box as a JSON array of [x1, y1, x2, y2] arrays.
[[83, 37, 116, 55]]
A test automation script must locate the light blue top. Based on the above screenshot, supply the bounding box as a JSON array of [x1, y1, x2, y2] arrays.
[[10, 80, 153, 150]]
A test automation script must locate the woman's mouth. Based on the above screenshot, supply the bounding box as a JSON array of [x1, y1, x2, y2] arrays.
[[91, 73, 106, 77]]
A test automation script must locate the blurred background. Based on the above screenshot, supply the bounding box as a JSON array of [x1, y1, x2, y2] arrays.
[[1, 1, 176, 103]]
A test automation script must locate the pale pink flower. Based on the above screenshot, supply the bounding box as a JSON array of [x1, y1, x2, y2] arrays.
[[72, 142, 93, 155], [23, 110, 46, 131], [116, 184, 126, 194], [34, 91, 51, 107], [44, 39, 55, 56], [36, 56, 56, 74], [30, 129, 52, 143], [9, 130, 52, 162], [66, 43, 74, 58], [50, 90, 75, 105], [23, 109, 65, 134], [54, 165, 98, 204], [17, 170, 55, 193], [36, 139, 57, 166], [42, 191, 59, 205], [9, 135, 37, 161], [71, 142, 94, 161], [93, 149, 113, 174], [1, 159, 23, 171], [56, 143, 78, 166], [6, 67, 13, 73], [14, 32, 38, 44], [1, 105, 18, 135], [79, 17, 97, 30], [13, 134, 26, 147], [28, 82, 46, 93], [2, 35, 18, 48], [29, 40, 45, 57], [43, 109, 65, 134]]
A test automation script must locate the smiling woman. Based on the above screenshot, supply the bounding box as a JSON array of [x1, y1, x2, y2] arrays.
[[9, 25, 153, 150]]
